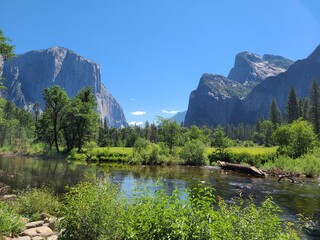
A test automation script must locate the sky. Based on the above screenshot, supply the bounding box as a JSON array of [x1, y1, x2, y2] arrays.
[[1, 0, 320, 126]]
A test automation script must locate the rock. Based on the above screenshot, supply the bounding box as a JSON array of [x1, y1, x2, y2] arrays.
[[1, 47, 127, 128], [228, 51, 286, 84], [16, 237, 31, 240], [184, 74, 249, 127], [25, 221, 44, 229], [241, 44, 320, 124], [185, 45, 320, 127], [31, 237, 44, 240], [262, 54, 294, 69], [21, 226, 53, 237], [46, 235, 58, 240], [1, 194, 17, 201]]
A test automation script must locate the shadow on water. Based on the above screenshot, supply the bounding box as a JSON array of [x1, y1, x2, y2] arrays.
[[0, 156, 319, 239]]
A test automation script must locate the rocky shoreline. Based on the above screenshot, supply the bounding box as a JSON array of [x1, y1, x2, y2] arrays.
[[1, 195, 59, 240]]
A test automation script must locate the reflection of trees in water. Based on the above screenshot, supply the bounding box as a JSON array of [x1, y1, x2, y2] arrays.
[[0, 156, 319, 223]]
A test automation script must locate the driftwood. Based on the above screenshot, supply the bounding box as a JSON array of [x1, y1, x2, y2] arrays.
[[217, 161, 266, 177], [277, 175, 300, 183]]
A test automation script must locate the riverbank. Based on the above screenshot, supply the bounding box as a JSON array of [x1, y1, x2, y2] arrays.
[[1, 145, 320, 178], [0, 181, 300, 240]]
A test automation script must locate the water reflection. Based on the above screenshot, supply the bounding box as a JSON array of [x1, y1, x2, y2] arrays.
[[0, 156, 319, 235]]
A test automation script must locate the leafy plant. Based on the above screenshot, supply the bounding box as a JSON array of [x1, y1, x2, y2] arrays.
[[15, 187, 61, 221], [0, 202, 24, 237], [60, 180, 126, 240]]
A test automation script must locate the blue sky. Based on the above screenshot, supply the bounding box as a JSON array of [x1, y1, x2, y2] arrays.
[[1, 0, 320, 125]]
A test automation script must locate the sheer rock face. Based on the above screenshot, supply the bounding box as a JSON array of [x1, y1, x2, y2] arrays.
[[1, 47, 127, 128], [227, 52, 286, 84], [241, 44, 320, 124], [184, 74, 249, 127], [184, 46, 320, 128]]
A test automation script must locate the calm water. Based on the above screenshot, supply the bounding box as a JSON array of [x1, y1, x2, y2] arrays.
[[0, 156, 319, 238]]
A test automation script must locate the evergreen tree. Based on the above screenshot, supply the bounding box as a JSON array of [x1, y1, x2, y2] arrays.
[[269, 99, 282, 125], [298, 98, 309, 120], [308, 79, 320, 135], [286, 86, 299, 123]]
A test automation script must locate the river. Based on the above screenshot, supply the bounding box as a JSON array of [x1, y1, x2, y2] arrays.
[[0, 156, 319, 239]]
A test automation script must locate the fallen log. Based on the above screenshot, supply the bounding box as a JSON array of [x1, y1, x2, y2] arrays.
[[217, 161, 266, 177]]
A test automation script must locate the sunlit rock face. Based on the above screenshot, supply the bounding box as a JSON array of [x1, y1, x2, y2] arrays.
[[1, 47, 127, 128], [185, 45, 320, 127], [227, 52, 288, 84], [184, 73, 249, 127]]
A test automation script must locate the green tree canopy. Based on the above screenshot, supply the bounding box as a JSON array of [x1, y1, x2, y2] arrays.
[[269, 99, 282, 125], [0, 29, 15, 60], [308, 79, 320, 136], [286, 86, 299, 123], [272, 119, 317, 158]]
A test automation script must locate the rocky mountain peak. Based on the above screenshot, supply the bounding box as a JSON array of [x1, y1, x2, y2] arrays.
[[1, 47, 127, 128], [262, 54, 294, 69], [228, 51, 286, 84]]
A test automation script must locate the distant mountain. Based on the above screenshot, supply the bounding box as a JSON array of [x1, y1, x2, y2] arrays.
[[185, 50, 297, 127], [1, 47, 127, 128], [169, 111, 186, 124]]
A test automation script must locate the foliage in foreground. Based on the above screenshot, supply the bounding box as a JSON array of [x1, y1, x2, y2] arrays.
[[60, 181, 126, 240], [0, 202, 24, 237], [60, 181, 298, 240], [14, 187, 61, 221]]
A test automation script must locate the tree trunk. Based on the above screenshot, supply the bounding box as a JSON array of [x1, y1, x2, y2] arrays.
[[217, 161, 266, 177]]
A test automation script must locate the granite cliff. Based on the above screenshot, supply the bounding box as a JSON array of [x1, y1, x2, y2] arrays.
[[1, 47, 127, 128], [185, 50, 296, 127], [184, 74, 249, 127], [240, 45, 320, 124], [227, 52, 289, 84]]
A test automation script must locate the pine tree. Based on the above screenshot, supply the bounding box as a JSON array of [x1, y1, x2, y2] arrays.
[[269, 99, 283, 125], [308, 79, 320, 136], [286, 86, 299, 123]]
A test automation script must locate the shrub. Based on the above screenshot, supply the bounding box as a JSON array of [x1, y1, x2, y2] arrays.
[[15, 188, 61, 221], [125, 184, 298, 239], [180, 140, 208, 166], [60, 180, 126, 240], [0, 202, 24, 237]]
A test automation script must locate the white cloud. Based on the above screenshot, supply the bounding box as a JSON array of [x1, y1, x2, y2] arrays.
[[162, 110, 179, 114], [129, 98, 135, 101], [129, 121, 144, 126], [131, 111, 146, 116]]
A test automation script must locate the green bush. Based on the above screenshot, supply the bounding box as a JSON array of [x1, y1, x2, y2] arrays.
[[125, 184, 298, 239], [180, 140, 208, 166], [0, 202, 24, 237], [15, 188, 61, 221], [60, 180, 126, 240]]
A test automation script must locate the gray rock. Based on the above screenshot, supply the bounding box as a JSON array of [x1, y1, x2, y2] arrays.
[[228, 51, 286, 84], [241, 44, 320, 124], [16, 237, 31, 240], [25, 221, 44, 229], [21, 226, 53, 237], [1, 194, 16, 201], [262, 54, 294, 69], [184, 74, 249, 127], [1, 47, 127, 128]]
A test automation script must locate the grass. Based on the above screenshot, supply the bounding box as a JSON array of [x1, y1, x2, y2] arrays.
[[205, 146, 277, 155]]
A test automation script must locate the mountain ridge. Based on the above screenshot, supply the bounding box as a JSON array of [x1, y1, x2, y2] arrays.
[[1, 47, 127, 128]]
